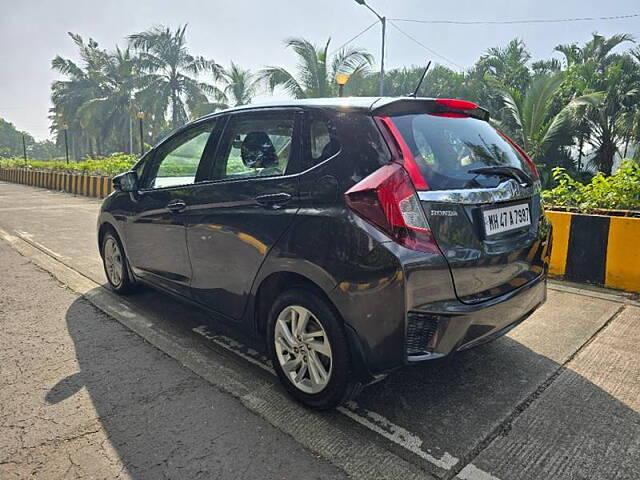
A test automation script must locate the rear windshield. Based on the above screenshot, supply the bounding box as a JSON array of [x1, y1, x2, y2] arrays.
[[391, 114, 533, 190]]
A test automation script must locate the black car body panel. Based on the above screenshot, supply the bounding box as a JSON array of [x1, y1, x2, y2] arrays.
[[98, 97, 552, 381]]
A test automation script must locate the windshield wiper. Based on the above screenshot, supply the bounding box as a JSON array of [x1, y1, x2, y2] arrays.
[[467, 166, 532, 186]]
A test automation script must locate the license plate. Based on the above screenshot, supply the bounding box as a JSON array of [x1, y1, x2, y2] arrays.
[[482, 202, 531, 237]]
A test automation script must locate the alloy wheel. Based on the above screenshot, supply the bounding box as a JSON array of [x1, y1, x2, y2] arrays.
[[103, 237, 124, 288], [274, 305, 333, 394]]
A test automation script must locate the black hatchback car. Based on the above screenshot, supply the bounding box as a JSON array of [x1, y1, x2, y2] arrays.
[[98, 97, 551, 409]]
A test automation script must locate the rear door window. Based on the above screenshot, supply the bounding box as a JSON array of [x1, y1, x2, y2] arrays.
[[212, 110, 296, 180], [300, 112, 341, 171], [391, 114, 533, 190]]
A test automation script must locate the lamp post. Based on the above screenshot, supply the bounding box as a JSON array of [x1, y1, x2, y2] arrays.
[[137, 111, 145, 155], [22, 132, 27, 165], [63, 124, 69, 164], [354, 0, 385, 96], [335, 73, 350, 97]]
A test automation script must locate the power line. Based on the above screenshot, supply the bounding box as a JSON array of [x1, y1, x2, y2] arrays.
[[390, 12, 640, 26], [329, 20, 379, 56], [387, 21, 464, 70]]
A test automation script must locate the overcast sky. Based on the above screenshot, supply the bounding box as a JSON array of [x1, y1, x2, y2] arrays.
[[1, 0, 638, 140]]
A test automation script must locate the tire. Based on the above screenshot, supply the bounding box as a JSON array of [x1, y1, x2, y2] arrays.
[[101, 230, 135, 294], [267, 288, 360, 410]]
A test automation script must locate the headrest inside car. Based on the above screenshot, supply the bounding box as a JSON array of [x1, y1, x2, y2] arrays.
[[240, 132, 278, 168]]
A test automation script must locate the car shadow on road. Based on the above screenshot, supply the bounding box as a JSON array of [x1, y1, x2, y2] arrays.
[[50, 288, 639, 480], [46, 296, 347, 480]]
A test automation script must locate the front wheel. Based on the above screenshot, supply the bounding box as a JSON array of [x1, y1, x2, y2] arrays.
[[268, 288, 360, 410], [101, 231, 135, 294]]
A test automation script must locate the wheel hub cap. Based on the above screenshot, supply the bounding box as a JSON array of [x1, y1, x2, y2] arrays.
[[274, 305, 332, 394], [104, 238, 124, 287]]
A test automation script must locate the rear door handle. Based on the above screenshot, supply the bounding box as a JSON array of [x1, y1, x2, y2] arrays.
[[255, 193, 292, 209], [166, 199, 187, 213]]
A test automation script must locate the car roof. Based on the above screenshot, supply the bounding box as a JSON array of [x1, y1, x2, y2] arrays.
[[199, 97, 382, 117], [196, 96, 454, 117], [189, 96, 489, 126]]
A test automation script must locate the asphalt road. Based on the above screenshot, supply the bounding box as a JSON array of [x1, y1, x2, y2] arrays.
[[1, 181, 639, 480]]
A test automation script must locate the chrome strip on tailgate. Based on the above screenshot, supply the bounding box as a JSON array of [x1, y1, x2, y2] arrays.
[[418, 179, 540, 205]]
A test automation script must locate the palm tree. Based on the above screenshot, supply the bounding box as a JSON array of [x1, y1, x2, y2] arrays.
[[499, 74, 603, 163], [220, 62, 259, 106], [190, 62, 260, 118], [76, 47, 141, 153], [555, 33, 634, 67], [259, 37, 372, 98], [555, 34, 638, 174], [478, 39, 532, 93], [583, 57, 639, 174], [129, 25, 223, 129], [50, 33, 106, 158]]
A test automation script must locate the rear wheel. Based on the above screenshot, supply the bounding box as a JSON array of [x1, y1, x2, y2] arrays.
[[268, 288, 359, 410], [101, 231, 135, 294]]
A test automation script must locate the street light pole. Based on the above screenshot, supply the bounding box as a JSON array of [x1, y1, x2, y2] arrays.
[[22, 133, 27, 165], [137, 112, 145, 155], [379, 16, 385, 96], [63, 124, 69, 164], [355, 0, 385, 96]]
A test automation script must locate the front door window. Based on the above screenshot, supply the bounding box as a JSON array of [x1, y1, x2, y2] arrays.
[[144, 121, 215, 189]]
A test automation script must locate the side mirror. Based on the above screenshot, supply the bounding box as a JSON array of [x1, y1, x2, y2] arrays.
[[112, 171, 138, 192]]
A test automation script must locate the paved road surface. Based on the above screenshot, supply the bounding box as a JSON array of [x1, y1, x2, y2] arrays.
[[1, 181, 639, 480]]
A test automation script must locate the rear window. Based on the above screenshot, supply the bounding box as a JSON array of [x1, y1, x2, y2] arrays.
[[392, 114, 533, 190]]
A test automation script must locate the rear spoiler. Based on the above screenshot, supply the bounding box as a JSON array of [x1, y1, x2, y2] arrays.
[[371, 97, 490, 122]]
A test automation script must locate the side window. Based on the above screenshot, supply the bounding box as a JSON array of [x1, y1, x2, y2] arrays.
[[144, 121, 215, 189], [306, 113, 340, 168], [213, 111, 295, 180]]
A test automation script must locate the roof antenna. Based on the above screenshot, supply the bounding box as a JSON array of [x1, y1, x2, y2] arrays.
[[409, 60, 432, 98]]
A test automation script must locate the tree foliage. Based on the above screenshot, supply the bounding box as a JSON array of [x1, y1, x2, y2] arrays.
[[259, 37, 372, 98], [4, 25, 638, 183]]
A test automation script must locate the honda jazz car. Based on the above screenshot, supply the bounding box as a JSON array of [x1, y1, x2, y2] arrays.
[[98, 97, 551, 409]]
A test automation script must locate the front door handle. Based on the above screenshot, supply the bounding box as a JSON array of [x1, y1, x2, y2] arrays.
[[166, 199, 187, 213], [255, 193, 292, 209]]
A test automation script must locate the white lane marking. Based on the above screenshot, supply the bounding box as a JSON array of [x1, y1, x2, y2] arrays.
[[192, 324, 460, 471], [457, 464, 503, 480], [14, 230, 68, 261], [338, 402, 459, 470], [192, 326, 275, 374]]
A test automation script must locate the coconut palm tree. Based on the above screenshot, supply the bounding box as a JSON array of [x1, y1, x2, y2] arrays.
[[259, 37, 372, 98], [76, 46, 142, 154], [50, 33, 107, 158], [129, 25, 223, 129], [499, 74, 603, 162], [190, 62, 260, 118], [220, 62, 259, 106]]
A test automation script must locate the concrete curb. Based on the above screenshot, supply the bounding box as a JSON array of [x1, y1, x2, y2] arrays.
[[0, 166, 113, 199]]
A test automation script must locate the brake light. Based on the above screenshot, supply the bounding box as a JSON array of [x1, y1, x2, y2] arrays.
[[375, 116, 429, 190], [497, 129, 540, 179], [434, 98, 478, 110], [345, 163, 438, 254]]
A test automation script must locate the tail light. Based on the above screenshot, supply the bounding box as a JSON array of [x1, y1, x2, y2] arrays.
[[345, 163, 438, 254], [497, 129, 540, 179], [375, 116, 428, 190]]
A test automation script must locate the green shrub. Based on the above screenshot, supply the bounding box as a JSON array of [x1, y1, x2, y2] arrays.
[[542, 160, 640, 212], [0, 153, 137, 176]]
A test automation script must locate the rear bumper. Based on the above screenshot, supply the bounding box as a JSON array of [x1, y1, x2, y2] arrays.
[[406, 274, 547, 362]]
